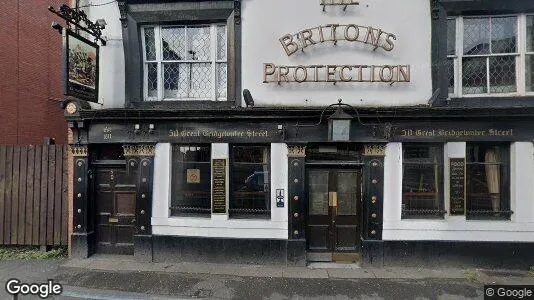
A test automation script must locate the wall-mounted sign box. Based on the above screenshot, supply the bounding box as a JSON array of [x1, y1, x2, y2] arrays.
[[212, 159, 227, 214], [63, 29, 99, 103], [449, 158, 466, 215]]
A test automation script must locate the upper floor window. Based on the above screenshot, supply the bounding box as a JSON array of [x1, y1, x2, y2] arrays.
[[142, 25, 227, 101], [401, 144, 444, 219], [448, 15, 534, 97]]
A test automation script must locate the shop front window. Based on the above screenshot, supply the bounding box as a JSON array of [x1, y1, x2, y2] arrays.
[[402, 144, 445, 219], [171, 145, 211, 216], [230, 145, 270, 218], [466, 143, 511, 220]]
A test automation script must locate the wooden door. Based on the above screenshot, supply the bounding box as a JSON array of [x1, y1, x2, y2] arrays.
[[307, 169, 362, 259], [94, 167, 137, 255]]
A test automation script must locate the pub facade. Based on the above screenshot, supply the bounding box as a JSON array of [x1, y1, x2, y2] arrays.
[[64, 0, 534, 268]]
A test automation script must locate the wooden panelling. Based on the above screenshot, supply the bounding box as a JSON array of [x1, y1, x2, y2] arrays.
[[0, 145, 68, 246]]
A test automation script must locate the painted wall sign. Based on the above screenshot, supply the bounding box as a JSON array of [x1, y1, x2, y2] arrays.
[[63, 29, 99, 103], [320, 0, 360, 11], [449, 158, 466, 215], [212, 159, 227, 214], [187, 169, 200, 184]]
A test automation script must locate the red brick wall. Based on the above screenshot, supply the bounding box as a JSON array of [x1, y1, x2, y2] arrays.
[[0, 0, 68, 145]]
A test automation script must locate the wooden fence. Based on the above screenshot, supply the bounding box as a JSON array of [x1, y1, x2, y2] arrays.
[[0, 145, 68, 246]]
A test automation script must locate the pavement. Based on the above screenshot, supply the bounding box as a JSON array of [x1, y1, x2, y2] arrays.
[[0, 256, 533, 299]]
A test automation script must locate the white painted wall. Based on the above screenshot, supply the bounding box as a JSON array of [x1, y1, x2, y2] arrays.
[[81, 0, 125, 108], [383, 142, 534, 242], [151, 143, 289, 239], [242, 0, 432, 107]]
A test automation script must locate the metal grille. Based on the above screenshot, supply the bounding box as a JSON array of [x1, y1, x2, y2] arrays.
[[462, 57, 487, 94], [447, 58, 455, 95], [217, 63, 227, 100], [527, 16, 534, 92], [217, 25, 227, 60], [187, 26, 211, 60], [163, 63, 212, 99], [489, 56, 516, 93], [463, 18, 490, 55], [491, 17, 517, 53], [144, 27, 156, 61]]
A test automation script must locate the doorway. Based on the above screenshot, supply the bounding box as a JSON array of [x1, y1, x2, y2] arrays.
[[306, 168, 362, 262], [93, 165, 137, 255]]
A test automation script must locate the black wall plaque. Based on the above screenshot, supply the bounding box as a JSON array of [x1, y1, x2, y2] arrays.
[[212, 159, 227, 214], [449, 158, 466, 215]]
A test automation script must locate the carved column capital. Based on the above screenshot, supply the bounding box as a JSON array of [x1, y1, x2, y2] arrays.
[[288, 145, 306, 158], [363, 144, 386, 156], [123, 145, 156, 157], [70, 145, 88, 157]]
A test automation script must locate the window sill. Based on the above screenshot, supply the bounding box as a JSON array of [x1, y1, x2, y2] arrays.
[[127, 100, 236, 110]]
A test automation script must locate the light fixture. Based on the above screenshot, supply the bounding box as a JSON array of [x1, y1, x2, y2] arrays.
[[328, 105, 353, 141], [243, 89, 254, 107], [95, 19, 107, 29]]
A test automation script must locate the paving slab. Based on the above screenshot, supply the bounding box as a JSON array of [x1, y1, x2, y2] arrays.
[[282, 267, 329, 278], [326, 268, 375, 279]]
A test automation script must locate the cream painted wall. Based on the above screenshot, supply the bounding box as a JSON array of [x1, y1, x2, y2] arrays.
[[383, 142, 534, 242], [241, 0, 432, 107], [151, 143, 289, 239], [80, 0, 125, 108]]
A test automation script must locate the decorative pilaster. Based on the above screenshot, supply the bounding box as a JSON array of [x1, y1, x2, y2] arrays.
[[70, 145, 91, 258], [117, 0, 128, 28], [362, 144, 386, 241], [287, 145, 307, 265], [234, 0, 241, 25], [123, 144, 155, 261]]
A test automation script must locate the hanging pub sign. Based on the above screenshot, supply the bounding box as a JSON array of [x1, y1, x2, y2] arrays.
[[63, 29, 99, 103]]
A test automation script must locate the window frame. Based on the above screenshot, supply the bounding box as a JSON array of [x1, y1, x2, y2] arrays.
[[401, 143, 446, 219], [229, 144, 271, 219], [448, 14, 534, 98], [526, 15, 534, 94], [141, 24, 228, 102], [465, 142, 511, 220], [170, 144, 212, 217]]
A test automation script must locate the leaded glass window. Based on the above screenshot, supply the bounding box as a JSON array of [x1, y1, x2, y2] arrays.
[[142, 25, 227, 101]]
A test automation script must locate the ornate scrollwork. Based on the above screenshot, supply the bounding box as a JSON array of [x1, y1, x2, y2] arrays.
[[48, 4, 107, 45], [288, 146, 306, 158], [123, 145, 156, 157], [70, 145, 88, 157], [117, 0, 128, 28], [234, 0, 241, 25], [363, 145, 386, 156]]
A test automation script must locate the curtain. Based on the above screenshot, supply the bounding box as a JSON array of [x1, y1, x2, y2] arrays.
[[485, 147, 500, 212]]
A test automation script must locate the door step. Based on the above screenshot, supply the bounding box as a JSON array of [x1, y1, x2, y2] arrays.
[[307, 252, 361, 262]]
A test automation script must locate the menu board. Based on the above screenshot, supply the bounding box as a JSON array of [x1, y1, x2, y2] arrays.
[[212, 159, 227, 214], [449, 158, 466, 215]]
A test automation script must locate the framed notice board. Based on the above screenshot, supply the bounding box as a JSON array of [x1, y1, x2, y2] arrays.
[[212, 159, 227, 214], [449, 158, 466, 215]]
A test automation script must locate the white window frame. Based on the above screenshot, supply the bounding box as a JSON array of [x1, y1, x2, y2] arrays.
[[448, 14, 534, 98], [525, 15, 534, 95], [141, 24, 227, 102]]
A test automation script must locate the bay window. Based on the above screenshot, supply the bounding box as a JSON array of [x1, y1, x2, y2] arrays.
[[142, 25, 227, 101], [448, 15, 534, 97]]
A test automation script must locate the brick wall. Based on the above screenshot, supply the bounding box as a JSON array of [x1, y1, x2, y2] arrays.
[[0, 0, 68, 145]]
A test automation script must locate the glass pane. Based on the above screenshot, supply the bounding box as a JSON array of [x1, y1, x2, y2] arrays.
[[233, 146, 269, 163], [231, 164, 270, 213], [337, 172, 358, 216], [466, 144, 504, 214], [171, 162, 211, 215], [144, 27, 156, 61], [187, 26, 211, 61], [463, 18, 490, 55], [147, 63, 158, 98], [528, 16, 534, 52], [402, 145, 443, 213], [447, 58, 455, 95], [163, 63, 188, 99], [161, 27, 185, 61], [174, 146, 211, 162], [447, 19, 456, 56], [308, 171, 329, 215], [462, 57, 487, 94], [491, 17, 517, 54], [217, 25, 227, 61], [216, 63, 227, 100], [163, 63, 212, 99], [527, 55, 534, 92], [489, 56, 516, 93]]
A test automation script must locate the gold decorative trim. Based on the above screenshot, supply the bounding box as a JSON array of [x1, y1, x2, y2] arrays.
[[363, 144, 386, 156], [123, 145, 155, 157], [288, 146, 306, 158], [70, 146, 88, 157]]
